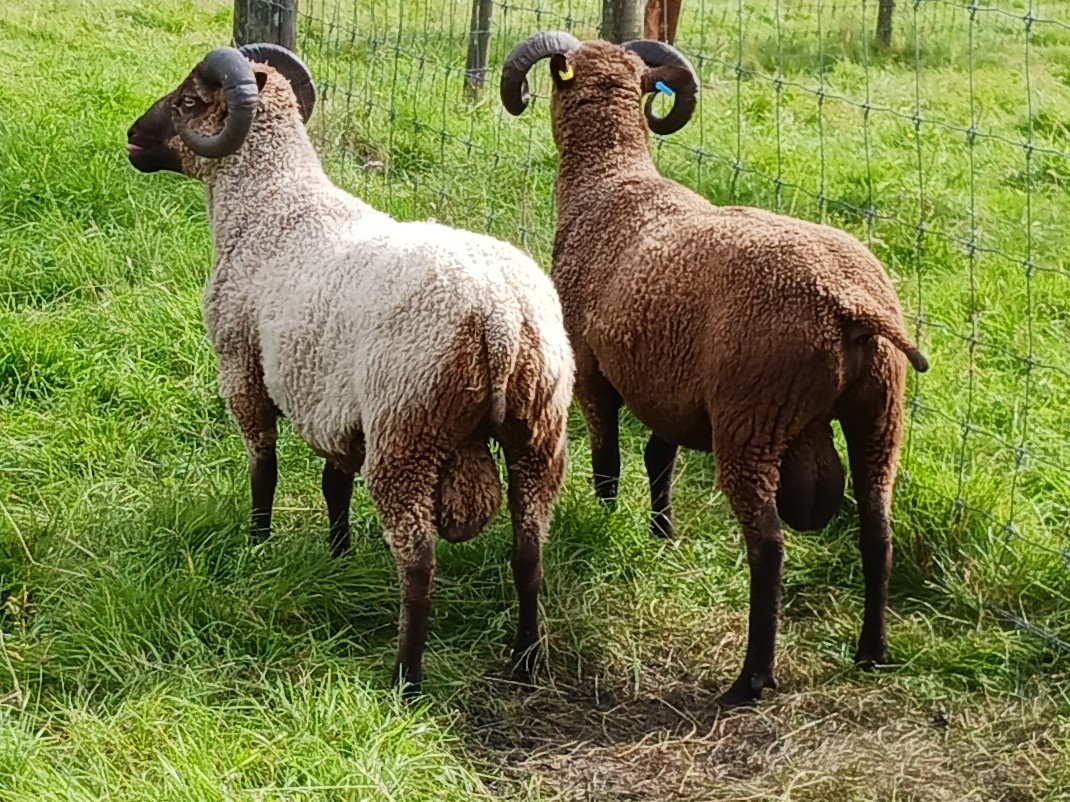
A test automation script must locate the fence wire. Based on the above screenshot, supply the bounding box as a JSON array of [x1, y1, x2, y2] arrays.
[[288, 0, 1070, 651]]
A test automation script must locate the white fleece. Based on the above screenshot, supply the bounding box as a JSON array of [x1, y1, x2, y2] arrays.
[[196, 71, 572, 466]]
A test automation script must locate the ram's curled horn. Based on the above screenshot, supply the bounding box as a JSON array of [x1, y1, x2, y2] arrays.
[[180, 47, 259, 158], [620, 39, 699, 135], [238, 43, 317, 122], [500, 30, 582, 116]]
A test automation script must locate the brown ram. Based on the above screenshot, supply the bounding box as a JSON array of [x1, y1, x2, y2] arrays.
[[500, 32, 928, 707]]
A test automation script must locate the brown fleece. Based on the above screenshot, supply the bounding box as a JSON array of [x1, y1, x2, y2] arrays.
[[535, 40, 927, 705], [436, 440, 503, 544], [357, 313, 568, 692]]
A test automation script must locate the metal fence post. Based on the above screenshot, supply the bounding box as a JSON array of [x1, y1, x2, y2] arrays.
[[602, 0, 644, 43], [233, 0, 299, 50]]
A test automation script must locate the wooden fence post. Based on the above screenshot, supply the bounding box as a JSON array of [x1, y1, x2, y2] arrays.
[[464, 0, 494, 97], [233, 0, 299, 50], [602, 0, 644, 43], [643, 0, 682, 45], [876, 0, 894, 47]]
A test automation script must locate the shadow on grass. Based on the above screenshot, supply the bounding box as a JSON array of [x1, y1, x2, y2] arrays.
[[449, 665, 1063, 801]]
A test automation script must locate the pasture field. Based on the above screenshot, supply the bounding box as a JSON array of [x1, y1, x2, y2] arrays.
[[1, 0, 1069, 799]]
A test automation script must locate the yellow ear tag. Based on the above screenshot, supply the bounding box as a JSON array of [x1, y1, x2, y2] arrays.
[[557, 63, 575, 82]]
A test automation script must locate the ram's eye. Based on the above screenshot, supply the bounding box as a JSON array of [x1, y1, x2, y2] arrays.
[[181, 96, 198, 109]]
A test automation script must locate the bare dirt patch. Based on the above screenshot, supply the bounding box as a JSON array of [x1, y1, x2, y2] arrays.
[[456, 672, 1065, 801]]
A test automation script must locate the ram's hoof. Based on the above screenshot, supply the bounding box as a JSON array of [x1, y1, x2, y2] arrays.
[[854, 641, 890, 670], [651, 512, 675, 540], [510, 644, 540, 687], [716, 670, 777, 709]]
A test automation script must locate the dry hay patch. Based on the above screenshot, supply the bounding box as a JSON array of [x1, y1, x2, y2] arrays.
[[457, 675, 1065, 801]]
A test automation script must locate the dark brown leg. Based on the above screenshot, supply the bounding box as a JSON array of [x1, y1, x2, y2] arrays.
[[250, 449, 277, 540], [710, 347, 846, 706], [644, 0, 683, 44], [839, 347, 906, 668], [365, 443, 439, 698], [393, 533, 434, 696], [853, 494, 892, 667], [322, 462, 355, 558], [718, 500, 784, 707], [500, 412, 567, 683], [711, 429, 785, 708], [644, 432, 678, 539], [666, 0, 682, 43], [228, 390, 279, 542], [576, 364, 621, 507]]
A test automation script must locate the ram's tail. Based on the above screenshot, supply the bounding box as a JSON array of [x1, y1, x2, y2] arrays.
[[483, 310, 522, 428], [840, 297, 930, 373]]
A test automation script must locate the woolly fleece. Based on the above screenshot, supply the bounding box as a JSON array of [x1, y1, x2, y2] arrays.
[[517, 38, 927, 707]]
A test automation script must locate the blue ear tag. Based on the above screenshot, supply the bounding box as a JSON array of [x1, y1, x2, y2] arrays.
[[654, 80, 674, 96]]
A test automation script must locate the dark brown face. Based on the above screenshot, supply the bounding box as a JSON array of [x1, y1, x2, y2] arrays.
[[126, 95, 181, 174], [125, 73, 211, 175], [126, 45, 316, 176]]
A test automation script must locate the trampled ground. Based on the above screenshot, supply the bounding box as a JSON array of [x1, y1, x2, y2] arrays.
[[1, 0, 1068, 799]]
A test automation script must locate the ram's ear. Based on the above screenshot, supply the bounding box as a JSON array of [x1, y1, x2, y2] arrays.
[[549, 52, 576, 89], [640, 64, 692, 97]]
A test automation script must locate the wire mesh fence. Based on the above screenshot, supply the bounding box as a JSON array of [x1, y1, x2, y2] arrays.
[[286, 0, 1070, 651]]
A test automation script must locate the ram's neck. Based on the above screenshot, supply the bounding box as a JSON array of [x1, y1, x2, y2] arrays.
[[202, 120, 381, 250], [554, 145, 658, 224], [204, 124, 317, 213]]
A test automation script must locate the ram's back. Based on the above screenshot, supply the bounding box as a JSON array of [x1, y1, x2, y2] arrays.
[[250, 211, 568, 457], [553, 174, 917, 446]]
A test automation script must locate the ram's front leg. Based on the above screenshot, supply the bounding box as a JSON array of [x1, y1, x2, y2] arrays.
[[645, 433, 679, 539], [574, 348, 622, 507], [323, 434, 366, 558], [228, 390, 280, 541]]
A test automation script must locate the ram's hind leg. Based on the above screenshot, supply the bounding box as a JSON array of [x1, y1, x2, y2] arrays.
[[364, 429, 443, 697], [710, 378, 823, 707], [498, 404, 569, 683], [712, 438, 786, 708], [837, 341, 908, 668]]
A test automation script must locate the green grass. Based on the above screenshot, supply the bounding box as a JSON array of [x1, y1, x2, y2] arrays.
[[1, 0, 1069, 799]]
